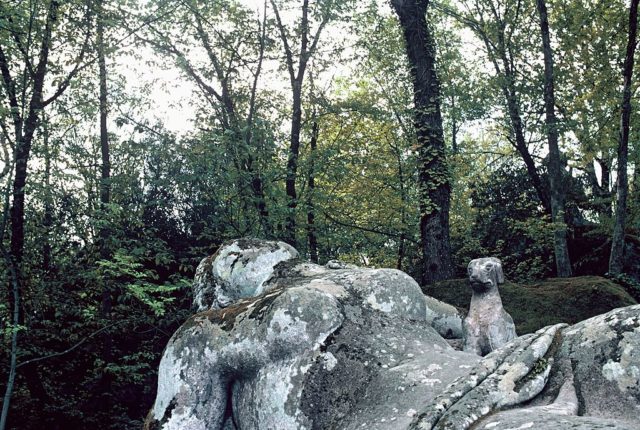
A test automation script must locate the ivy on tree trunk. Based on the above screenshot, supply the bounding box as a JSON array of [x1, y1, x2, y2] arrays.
[[391, 0, 453, 285]]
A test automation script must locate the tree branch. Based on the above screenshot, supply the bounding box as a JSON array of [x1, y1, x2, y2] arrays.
[[270, 0, 296, 85]]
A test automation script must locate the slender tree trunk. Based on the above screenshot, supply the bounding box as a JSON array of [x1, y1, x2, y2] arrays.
[[451, 92, 458, 154], [0, 246, 19, 430], [0, 172, 19, 430], [42, 119, 53, 273], [536, 0, 572, 277], [393, 142, 407, 271], [392, 0, 453, 285], [501, 74, 552, 215], [271, 0, 329, 247], [10, 119, 40, 266], [1, 149, 18, 430], [586, 158, 613, 218], [1, 2, 80, 426], [245, 4, 272, 238], [98, 10, 110, 220], [306, 119, 319, 263], [250, 168, 271, 237], [599, 158, 612, 217], [465, 4, 552, 215], [285, 83, 303, 246], [9, 1, 58, 267], [97, 4, 111, 252], [609, 0, 639, 275], [96, 7, 115, 399]]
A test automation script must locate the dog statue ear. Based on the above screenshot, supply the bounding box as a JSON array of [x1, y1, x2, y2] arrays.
[[493, 259, 505, 284]]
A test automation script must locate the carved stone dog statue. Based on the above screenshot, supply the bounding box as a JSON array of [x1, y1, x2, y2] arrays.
[[463, 257, 517, 356]]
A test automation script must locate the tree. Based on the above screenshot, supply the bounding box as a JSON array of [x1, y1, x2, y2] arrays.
[[609, 0, 639, 275], [444, 0, 552, 215], [141, 0, 273, 238], [0, 2, 89, 427], [0, 1, 89, 266], [306, 114, 319, 263], [552, 0, 628, 221], [270, 0, 343, 246], [536, 0, 572, 277], [391, 0, 453, 285]]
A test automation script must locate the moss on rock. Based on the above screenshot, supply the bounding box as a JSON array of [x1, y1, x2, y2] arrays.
[[425, 276, 637, 334]]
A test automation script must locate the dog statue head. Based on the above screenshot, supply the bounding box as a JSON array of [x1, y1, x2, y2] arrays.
[[467, 257, 504, 293]]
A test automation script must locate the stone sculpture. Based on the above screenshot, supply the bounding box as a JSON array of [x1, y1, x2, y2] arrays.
[[191, 238, 298, 311], [145, 239, 640, 430], [462, 257, 517, 356]]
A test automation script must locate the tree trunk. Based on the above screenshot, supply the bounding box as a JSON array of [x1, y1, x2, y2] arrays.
[[97, 6, 111, 250], [9, 0, 58, 266], [586, 158, 613, 217], [464, 1, 552, 215], [10, 117, 39, 265], [285, 83, 303, 246], [306, 119, 319, 263], [271, 0, 329, 247], [95, 6, 115, 413], [1, 2, 77, 427], [536, 0, 572, 277], [599, 158, 612, 216], [96, 8, 117, 403], [245, 6, 272, 238], [0, 249, 19, 430], [393, 142, 408, 271], [609, 0, 639, 275], [250, 168, 271, 238], [392, 0, 453, 285], [451, 92, 458, 154], [97, 0, 112, 316], [501, 73, 551, 215], [42, 118, 53, 273]]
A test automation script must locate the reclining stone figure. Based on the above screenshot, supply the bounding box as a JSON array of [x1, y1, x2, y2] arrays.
[[462, 257, 517, 356], [145, 239, 640, 430]]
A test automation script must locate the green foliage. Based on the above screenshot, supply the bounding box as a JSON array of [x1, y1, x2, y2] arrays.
[[97, 251, 188, 317], [451, 160, 555, 281]]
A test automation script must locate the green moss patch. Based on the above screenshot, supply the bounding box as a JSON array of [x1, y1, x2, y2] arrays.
[[425, 276, 637, 334]]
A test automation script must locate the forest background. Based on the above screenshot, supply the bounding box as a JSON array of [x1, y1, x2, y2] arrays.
[[1, 0, 639, 428]]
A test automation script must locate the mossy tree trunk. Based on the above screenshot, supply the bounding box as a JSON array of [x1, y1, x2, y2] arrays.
[[391, 0, 453, 285]]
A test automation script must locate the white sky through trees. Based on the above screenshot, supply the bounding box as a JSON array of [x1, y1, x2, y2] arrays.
[[118, 0, 361, 135]]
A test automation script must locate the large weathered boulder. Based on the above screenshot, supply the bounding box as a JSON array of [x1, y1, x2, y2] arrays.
[[411, 323, 565, 430], [473, 305, 640, 430], [424, 296, 463, 339], [146, 240, 640, 430], [552, 305, 640, 422]]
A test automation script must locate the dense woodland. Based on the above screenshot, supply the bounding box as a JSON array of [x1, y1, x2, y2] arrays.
[[1, 0, 639, 428]]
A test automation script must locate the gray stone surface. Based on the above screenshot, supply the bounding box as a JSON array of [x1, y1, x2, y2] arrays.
[[410, 324, 565, 430], [192, 238, 298, 311], [424, 296, 463, 339], [552, 304, 640, 422], [463, 257, 517, 356], [147, 240, 640, 430], [476, 372, 637, 429]]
